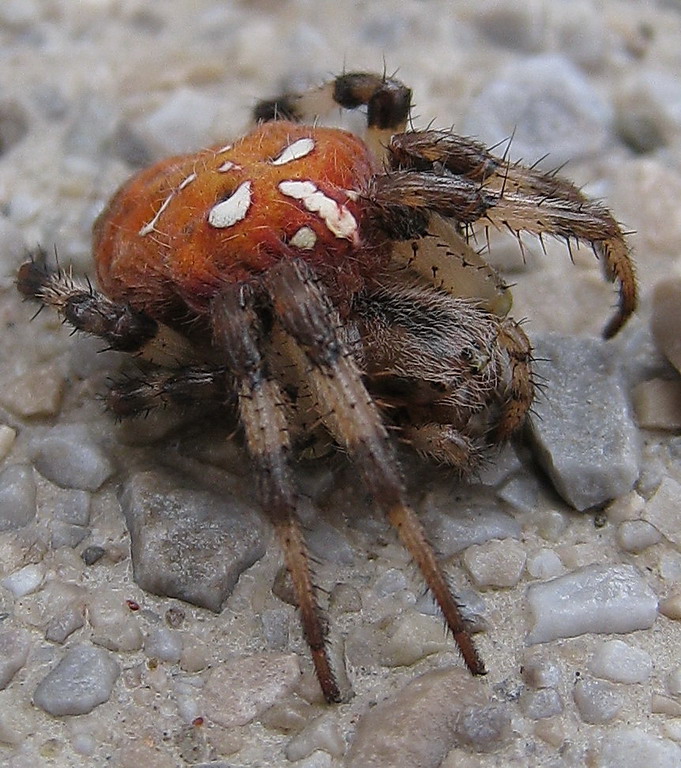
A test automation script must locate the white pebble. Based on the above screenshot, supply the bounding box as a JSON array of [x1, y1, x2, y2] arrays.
[[526, 549, 564, 580], [642, 477, 681, 550], [462, 539, 526, 588], [88, 591, 143, 652], [617, 520, 663, 553], [526, 564, 658, 645], [29, 424, 114, 491], [285, 714, 345, 761], [598, 727, 681, 768], [589, 640, 652, 684], [380, 613, 449, 667], [1, 563, 44, 598], [633, 379, 681, 430], [573, 678, 623, 724], [606, 491, 645, 524]]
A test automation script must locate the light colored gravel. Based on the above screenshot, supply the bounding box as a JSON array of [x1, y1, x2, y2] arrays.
[[1, 1, 681, 766]]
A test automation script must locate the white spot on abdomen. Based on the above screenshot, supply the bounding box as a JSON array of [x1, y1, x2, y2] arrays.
[[271, 137, 315, 166], [278, 180, 357, 240], [289, 226, 317, 250], [208, 181, 252, 229], [217, 160, 239, 173], [139, 172, 197, 237]]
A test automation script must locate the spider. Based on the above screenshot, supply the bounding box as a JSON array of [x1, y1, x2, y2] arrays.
[[17, 72, 636, 703]]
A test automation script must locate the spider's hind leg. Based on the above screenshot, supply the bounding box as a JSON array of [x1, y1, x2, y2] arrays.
[[253, 71, 412, 158]]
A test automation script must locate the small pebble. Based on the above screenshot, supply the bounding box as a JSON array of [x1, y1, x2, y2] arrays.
[[28, 425, 114, 491], [0, 363, 65, 418], [420, 489, 521, 555], [81, 545, 106, 566], [573, 678, 623, 724], [462, 539, 526, 588], [652, 279, 681, 374], [346, 667, 508, 768], [202, 653, 300, 728], [606, 491, 646, 524], [0, 426, 16, 462], [659, 592, 681, 620], [633, 378, 681, 430], [260, 695, 314, 734], [666, 666, 681, 697], [526, 334, 641, 511], [2, 563, 44, 598], [0, 629, 31, 689], [598, 727, 681, 768], [521, 688, 563, 720], [617, 519, 662, 553], [526, 549, 564, 580], [0, 464, 36, 532], [143, 627, 183, 664], [329, 583, 361, 613], [589, 640, 652, 684], [285, 714, 345, 761], [33, 645, 120, 716], [641, 477, 681, 550], [652, 694, 681, 717], [379, 612, 449, 667], [526, 564, 658, 644], [522, 654, 562, 689], [88, 590, 144, 652]]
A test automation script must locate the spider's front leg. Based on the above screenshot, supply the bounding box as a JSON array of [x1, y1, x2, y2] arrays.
[[210, 283, 342, 704], [264, 259, 486, 678], [17, 253, 199, 366], [383, 131, 637, 338]]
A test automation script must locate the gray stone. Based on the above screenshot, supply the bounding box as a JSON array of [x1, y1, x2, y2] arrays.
[[420, 487, 521, 555], [202, 652, 300, 728], [526, 333, 641, 510], [463, 55, 613, 169], [120, 470, 266, 612], [346, 667, 509, 768], [0, 629, 31, 689], [33, 645, 120, 716], [0, 464, 36, 531], [527, 564, 658, 645], [28, 424, 114, 491]]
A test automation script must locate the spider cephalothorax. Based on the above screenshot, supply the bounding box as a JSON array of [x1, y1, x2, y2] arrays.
[[18, 72, 636, 703]]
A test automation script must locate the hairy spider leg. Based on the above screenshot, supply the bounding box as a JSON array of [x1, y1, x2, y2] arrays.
[[253, 71, 412, 159], [264, 258, 485, 677], [386, 131, 637, 338], [211, 284, 343, 704]]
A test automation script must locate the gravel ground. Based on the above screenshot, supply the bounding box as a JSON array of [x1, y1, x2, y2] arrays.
[[2, 1, 681, 767]]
